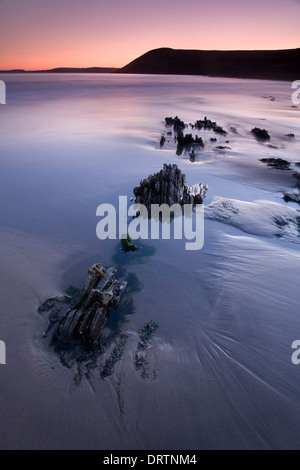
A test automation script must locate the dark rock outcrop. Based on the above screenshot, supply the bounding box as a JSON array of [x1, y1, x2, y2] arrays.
[[189, 149, 196, 162], [133, 164, 208, 215], [164, 116, 204, 155], [283, 192, 300, 204], [162, 115, 228, 156], [52, 264, 127, 347], [252, 127, 270, 140], [160, 135, 166, 147], [165, 116, 186, 130], [260, 158, 291, 170], [195, 117, 227, 135], [176, 129, 204, 151]]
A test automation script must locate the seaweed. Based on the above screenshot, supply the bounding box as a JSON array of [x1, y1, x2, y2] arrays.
[[138, 320, 158, 343], [120, 234, 139, 252], [273, 216, 289, 228], [100, 334, 128, 379], [38, 286, 80, 313], [134, 320, 158, 379]]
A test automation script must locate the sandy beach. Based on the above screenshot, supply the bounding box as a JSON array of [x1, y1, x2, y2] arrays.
[[0, 73, 299, 449]]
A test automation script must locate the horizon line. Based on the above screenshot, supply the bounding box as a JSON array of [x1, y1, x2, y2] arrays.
[[1, 45, 300, 72]]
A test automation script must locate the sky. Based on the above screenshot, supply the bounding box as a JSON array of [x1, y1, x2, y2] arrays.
[[0, 0, 300, 70]]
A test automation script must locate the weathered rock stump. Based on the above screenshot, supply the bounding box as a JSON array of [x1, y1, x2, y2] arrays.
[[52, 264, 127, 347], [133, 163, 208, 216]]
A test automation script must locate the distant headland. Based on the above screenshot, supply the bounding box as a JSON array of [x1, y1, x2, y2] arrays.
[[1, 47, 300, 81], [119, 47, 300, 81]]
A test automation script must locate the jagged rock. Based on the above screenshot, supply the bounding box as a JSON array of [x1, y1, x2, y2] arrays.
[[252, 127, 270, 140], [164, 116, 205, 154], [160, 135, 166, 147], [176, 129, 204, 150], [213, 126, 227, 135], [52, 264, 127, 346], [189, 149, 196, 162], [283, 192, 300, 204], [260, 158, 291, 170], [162, 115, 228, 155], [194, 116, 227, 135], [133, 164, 208, 215], [165, 116, 186, 130]]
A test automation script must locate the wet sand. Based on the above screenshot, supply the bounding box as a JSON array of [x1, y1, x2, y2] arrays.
[[0, 74, 299, 449]]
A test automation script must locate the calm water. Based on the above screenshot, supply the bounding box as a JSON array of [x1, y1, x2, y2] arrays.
[[0, 73, 299, 449]]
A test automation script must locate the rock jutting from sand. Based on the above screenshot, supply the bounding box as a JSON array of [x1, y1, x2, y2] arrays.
[[161, 115, 228, 158], [216, 145, 231, 150], [260, 158, 291, 170], [283, 192, 300, 204], [133, 164, 208, 216], [165, 116, 186, 130], [258, 158, 300, 205], [50, 263, 127, 347], [176, 129, 204, 151], [164, 116, 204, 155], [193, 116, 227, 135], [252, 127, 270, 140], [160, 135, 166, 147]]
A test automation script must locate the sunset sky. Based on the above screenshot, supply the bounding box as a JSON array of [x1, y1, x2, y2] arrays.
[[1, 0, 300, 70]]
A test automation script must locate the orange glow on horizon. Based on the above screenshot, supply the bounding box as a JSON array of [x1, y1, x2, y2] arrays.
[[0, 0, 299, 71]]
